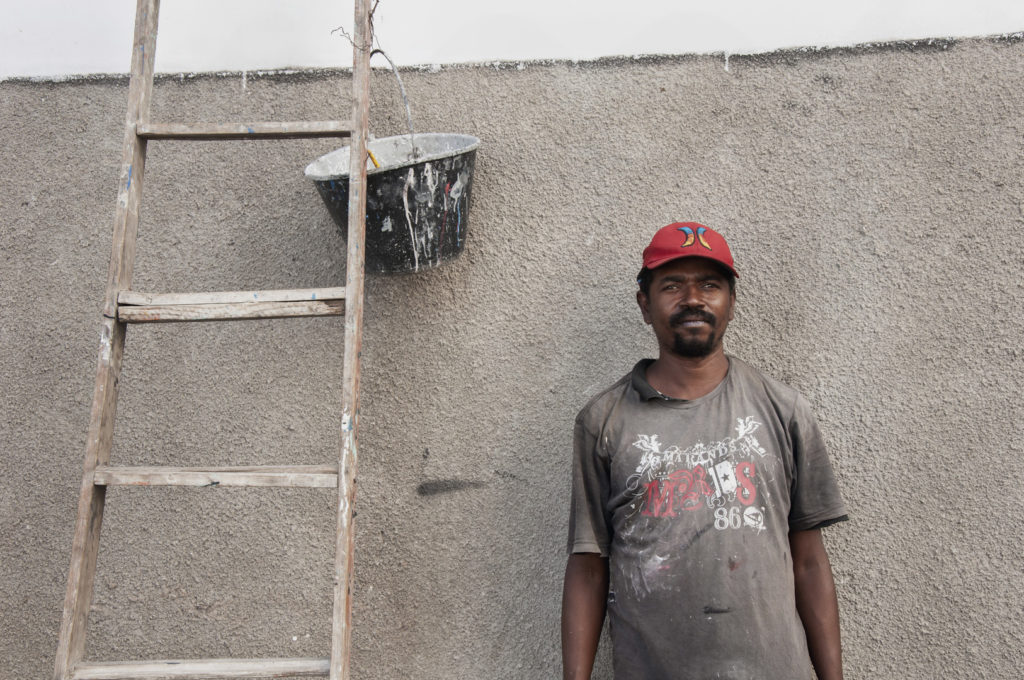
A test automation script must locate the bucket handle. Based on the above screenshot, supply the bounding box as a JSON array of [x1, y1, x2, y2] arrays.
[[370, 48, 422, 162]]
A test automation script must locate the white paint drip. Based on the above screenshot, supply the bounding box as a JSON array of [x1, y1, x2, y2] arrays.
[[117, 163, 132, 207], [449, 172, 467, 246], [420, 223, 431, 261], [632, 552, 670, 599], [382, 215, 393, 232], [449, 172, 466, 204], [338, 408, 356, 521], [414, 205, 432, 260], [402, 168, 420, 271], [423, 162, 437, 207], [98, 325, 112, 363]]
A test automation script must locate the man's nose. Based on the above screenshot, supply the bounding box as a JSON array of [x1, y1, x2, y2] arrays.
[[681, 284, 705, 307]]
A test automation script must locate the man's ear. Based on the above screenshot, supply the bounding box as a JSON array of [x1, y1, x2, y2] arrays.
[[637, 290, 652, 325], [728, 290, 736, 322]]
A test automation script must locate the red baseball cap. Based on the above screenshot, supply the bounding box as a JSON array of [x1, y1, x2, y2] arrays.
[[639, 222, 738, 279]]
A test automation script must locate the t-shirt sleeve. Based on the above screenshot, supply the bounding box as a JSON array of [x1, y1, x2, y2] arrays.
[[787, 394, 849, 532], [567, 411, 612, 556]]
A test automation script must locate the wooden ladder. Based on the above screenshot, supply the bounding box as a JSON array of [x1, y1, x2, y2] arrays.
[[53, 1, 372, 678]]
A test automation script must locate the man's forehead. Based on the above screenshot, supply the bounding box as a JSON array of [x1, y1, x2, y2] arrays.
[[651, 258, 731, 280]]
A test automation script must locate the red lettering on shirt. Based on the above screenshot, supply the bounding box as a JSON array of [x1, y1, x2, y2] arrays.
[[642, 479, 678, 517], [642, 466, 716, 517], [736, 461, 756, 506]]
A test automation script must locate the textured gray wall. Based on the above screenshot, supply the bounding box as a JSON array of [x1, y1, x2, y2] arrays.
[[2, 36, 1023, 679]]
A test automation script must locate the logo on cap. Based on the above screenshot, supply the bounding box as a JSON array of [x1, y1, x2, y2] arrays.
[[679, 225, 712, 250]]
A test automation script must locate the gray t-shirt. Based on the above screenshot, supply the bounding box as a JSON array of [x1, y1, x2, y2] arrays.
[[568, 356, 848, 680]]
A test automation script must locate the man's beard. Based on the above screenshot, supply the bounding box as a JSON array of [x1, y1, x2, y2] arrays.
[[669, 308, 719, 358]]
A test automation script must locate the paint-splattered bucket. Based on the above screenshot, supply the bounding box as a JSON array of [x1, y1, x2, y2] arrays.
[[305, 133, 480, 274]]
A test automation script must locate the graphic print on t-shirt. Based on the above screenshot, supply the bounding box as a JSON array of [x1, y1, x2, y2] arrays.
[[624, 416, 776, 532]]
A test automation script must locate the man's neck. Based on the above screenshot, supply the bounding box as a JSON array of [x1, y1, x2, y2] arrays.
[[645, 349, 730, 401]]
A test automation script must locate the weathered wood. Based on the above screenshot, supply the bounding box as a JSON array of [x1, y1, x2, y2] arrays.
[[94, 465, 339, 488], [331, 2, 372, 678], [55, 1, 158, 678], [119, 287, 346, 306], [118, 299, 344, 323], [137, 121, 351, 140], [57, 2, 374, 677], [71, 657, 330, 679]]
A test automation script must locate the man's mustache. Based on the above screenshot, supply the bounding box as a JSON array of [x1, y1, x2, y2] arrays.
[[669, 308, 716, 327]]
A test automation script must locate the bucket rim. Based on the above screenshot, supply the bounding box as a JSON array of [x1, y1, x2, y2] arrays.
[[304, 132, 481, 181]]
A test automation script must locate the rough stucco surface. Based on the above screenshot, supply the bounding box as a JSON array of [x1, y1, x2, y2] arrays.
[[2, 37, 1023, 679]]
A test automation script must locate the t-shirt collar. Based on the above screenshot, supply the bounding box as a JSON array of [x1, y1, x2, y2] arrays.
[[631, 359, 664, 400], [630, 356, 733, 403]]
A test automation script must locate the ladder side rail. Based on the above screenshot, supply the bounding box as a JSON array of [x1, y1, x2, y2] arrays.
[[330, 0, 372, 678], [54, 1, 161, 678]]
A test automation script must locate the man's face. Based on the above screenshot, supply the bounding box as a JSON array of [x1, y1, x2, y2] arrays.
[[637, 258, 735, 359]]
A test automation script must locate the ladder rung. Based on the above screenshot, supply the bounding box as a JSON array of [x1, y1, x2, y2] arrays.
[[72, 657, 330, 679], [94, 465, 339, 488], [117, 300, 344, 323], [119, 287, 347, 307], [137, 121, 352, 140], [117, 288, 345, 323]]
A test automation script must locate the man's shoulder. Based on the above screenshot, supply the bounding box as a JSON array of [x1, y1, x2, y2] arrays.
[[729, 355, 803, 415], [574, 364, 639, 428]]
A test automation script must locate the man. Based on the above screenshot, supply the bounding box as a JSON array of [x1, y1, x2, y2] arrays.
[[562, 223, 848, 680]]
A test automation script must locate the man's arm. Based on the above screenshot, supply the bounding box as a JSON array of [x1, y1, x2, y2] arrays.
[[790, 528, 843, 680], [561, 552, 609, 680]]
